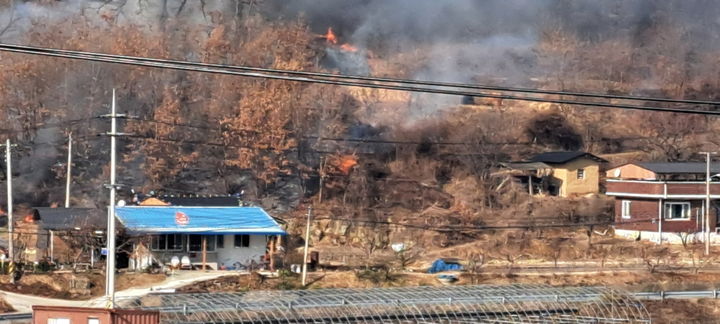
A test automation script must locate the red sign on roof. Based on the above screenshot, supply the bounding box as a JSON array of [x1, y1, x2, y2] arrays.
[[175, 211, 189, 226]]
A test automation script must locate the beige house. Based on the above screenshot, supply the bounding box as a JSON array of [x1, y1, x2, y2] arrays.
[[503, 152, 607, 197]]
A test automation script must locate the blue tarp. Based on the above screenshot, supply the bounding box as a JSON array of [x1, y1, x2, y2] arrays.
[[114, 206, 286, 235], [427, 259, 463, 274]]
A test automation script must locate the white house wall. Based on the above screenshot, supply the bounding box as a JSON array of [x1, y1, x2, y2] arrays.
[[130, 234, 268, 270], [614, 229, 720, 245], [216, 234, 267, 269]]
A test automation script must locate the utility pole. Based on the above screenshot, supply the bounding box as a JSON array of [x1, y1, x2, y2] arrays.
[[101, 89, 127, 308], [702, 152, 718, 256], [65, 132, 72, 208], [2, 140, 13, 261], [301, 206, 312, 286]]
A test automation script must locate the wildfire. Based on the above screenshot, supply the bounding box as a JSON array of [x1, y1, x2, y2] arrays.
[[340, 43, 358, 52], [323, 27, 338, 44], [338, 155, 358, 174], [321, 27, 359, 53]]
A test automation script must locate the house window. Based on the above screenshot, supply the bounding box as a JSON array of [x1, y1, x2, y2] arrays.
[[48, 319, 71, 324], [217, 235, 224, 249], [151, 234, 182, 251], [188, 235, 216, 252], [621, 200, 632, 219], [88, 318, 100, 324], [234, 234, 250, 248], [577, 168, 585, 180], [664, 202, 691, 220]]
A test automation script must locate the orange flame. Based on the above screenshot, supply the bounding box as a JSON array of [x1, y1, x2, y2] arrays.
[[322, 27, 359, 53], [338, 155, 358, 175], [340, 43, 358, 52], [324, 27, 338, 44]]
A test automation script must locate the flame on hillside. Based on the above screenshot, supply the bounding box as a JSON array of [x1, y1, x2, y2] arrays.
[[340, 43, 358, 52], [338, 155, 358, 174], [325, 154, 359, 175], [323, 27, 338, 44], [321, 27, 358, 53]]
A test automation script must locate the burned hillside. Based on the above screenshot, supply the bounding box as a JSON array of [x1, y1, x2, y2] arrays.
[[0, 1, 718, 249]]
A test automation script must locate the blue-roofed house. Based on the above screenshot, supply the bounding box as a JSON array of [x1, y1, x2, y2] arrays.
[[115, 205, 286, 271]]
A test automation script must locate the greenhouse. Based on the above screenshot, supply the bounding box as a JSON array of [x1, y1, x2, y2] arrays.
[[120, 284, 651, 323]]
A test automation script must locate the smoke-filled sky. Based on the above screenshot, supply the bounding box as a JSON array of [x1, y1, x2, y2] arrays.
[[1, 0, 718, 122], [268, 0, 720, 46], [1, 0, 719, 81], [0, 0, 719, 205]]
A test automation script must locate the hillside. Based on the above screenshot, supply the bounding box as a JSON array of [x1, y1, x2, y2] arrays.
[[0, 1, 717, 252]]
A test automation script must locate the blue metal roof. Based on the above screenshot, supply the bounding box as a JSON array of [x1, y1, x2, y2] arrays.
[[115, 206, 286, 235]]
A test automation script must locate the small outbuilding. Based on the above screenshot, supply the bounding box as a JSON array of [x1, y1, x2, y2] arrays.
[[501, 151, 607, 197], [33, 305, 159, 324]]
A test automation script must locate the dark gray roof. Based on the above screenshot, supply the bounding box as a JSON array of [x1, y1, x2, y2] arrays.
[[637, 162, 720, 174], [529, 151, 607, 164], [501, 162, 552, 170], [33, 207, 106, 230]]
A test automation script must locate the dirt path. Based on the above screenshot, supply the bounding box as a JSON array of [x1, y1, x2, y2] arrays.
[[3, 271, 229, 313]]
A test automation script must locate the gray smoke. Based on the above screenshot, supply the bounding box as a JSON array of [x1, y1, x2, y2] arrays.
[[267, 0, 720, 117], [0, 0, 719, 205]]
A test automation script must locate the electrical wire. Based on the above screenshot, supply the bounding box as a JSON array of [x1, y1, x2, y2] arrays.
[[306, 135, 650, 146], [1, 44, 720, 115], [122, 133, 294, 151], [125, 117, 223, 132], [0, 117, 94, 137], [1, 43, 718, 106]]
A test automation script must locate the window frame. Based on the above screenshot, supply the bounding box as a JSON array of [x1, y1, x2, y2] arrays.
[[150, 234, 183, 251], [577, 168, 585, 180], [234, 234, 251, 248], [88, 318, 100, 324], [48, 319, 71, 324], [621, 200, 632, 219], [187, 234, 217, 252], [217, 235, 225, 249], [664, 202, 691, 221]]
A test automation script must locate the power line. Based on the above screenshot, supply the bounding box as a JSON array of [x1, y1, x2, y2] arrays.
[[0, 117, 94, 136], [306, 135, 651, 146], [1, 43, 718, 106], [123, 133, 294, 152], [1, 44, 720, 116], [126, 117, 223, 132]]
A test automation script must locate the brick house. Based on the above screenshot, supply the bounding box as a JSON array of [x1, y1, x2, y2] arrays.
[[606, 162, 720, 244]]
